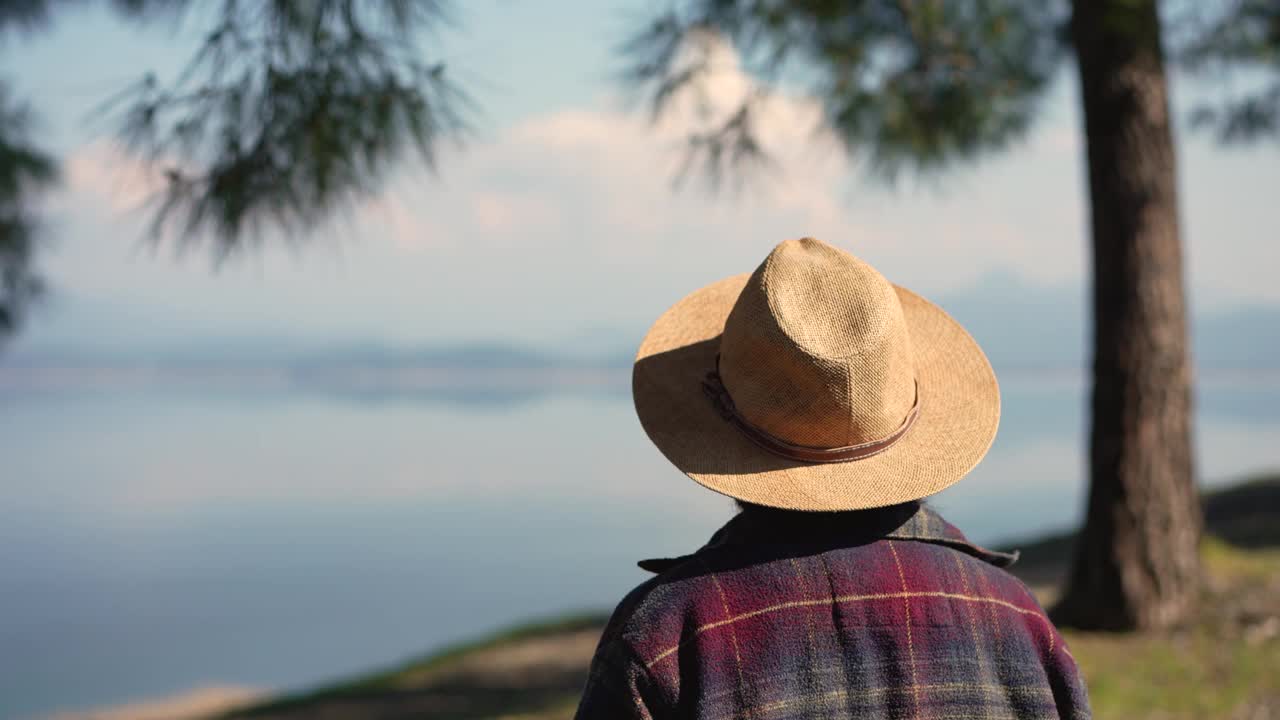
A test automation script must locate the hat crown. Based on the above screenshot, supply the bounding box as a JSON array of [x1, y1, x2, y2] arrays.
[[719, 238, 916, 448]]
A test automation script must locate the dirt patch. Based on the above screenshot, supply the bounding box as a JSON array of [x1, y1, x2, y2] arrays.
[[48, 686, 263, 720], [394, 628, 601, 690]]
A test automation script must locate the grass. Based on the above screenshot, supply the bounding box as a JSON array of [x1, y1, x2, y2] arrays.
[[1062, 539, 1280, 719], [1070, 626, 1278, 717]]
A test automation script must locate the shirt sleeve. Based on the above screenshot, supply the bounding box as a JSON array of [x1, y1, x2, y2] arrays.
[[1042, 626, 1092, 719], [574, 633, 665, 720]]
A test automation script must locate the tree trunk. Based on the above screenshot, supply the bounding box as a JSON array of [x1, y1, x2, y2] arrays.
[[1052, 0, 1202, 631]]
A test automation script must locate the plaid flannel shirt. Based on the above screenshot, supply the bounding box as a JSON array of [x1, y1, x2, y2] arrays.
[[575, 503, 1090, 719]]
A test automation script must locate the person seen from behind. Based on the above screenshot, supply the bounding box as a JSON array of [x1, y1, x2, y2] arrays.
[[575, 237, 1091, 719]]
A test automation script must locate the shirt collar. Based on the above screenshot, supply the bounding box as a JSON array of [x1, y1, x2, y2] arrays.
[[637, 503, 1018, 574]]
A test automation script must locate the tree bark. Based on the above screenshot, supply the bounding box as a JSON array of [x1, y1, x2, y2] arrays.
[[1052, 0, 1202, 631]]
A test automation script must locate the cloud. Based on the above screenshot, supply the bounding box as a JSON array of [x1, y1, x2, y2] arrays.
[[325, 37, 1097, 302], [60, 140, 167, 215]]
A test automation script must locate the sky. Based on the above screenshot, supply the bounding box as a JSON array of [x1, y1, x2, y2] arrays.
[[5, 0, 1279, 358]]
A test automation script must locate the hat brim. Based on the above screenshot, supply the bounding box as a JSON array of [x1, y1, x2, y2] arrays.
[[633, 273, 1000, 511]]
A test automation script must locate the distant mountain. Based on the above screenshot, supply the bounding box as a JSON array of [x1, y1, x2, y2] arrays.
[[1, 339, 569, 371], [935, 272, 1087, 372], [936, 272, 1280, 372], [3, 273, 1275, 372], [290, 341, 558, 371], [1193, 305, 1280, 371]]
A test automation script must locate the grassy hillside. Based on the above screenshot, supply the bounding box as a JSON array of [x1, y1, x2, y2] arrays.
[[223, 614, 606, 720], [214, 475, 1279, 720], [998, 472, 1280, 588]]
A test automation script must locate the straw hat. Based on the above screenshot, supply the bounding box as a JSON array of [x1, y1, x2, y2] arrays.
[[633, 237, 999, 511]]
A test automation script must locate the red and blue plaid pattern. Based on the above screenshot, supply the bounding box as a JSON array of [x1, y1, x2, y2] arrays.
[[576, 503, 1090, 719]]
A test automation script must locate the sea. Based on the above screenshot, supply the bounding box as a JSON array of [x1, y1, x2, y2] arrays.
[[1, 371, 1277, 718]]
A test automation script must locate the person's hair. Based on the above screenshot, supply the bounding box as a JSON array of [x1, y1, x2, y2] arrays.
[[734, 497, 926, 514]]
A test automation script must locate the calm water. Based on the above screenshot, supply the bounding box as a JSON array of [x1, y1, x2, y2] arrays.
[[1, 373, 1277, 718]]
